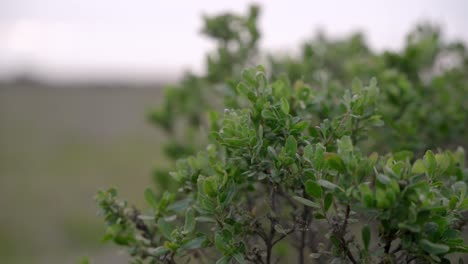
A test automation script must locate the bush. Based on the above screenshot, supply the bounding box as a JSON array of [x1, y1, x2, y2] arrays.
[[96, 5, 468, 264]]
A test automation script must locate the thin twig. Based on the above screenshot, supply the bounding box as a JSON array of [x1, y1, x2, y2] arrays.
[[272, 228, 295, 245], [339, 205, 357, 264]]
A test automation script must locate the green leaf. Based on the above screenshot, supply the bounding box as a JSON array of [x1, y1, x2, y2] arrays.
[[292, 196, 320, 208], [325, 154, 346, 173], [215, 231, 233, 254], [449, 196, 459, 210], [183, 208, 196, 234], [369, 152, 379, 164], [148, 246, 170, 257], [398, 222, 421, 233], [389, 179, 400, 194], [236, 82, 250, 96], [424, 150, 437, 175], [337, 136, 353, 155], [359, 184, 374, 207], [167, 198, 191, 212], [267, 146, 277, 158], [181, 236, 206, 250], [233, 253, 246, 264], [157, 218, 173, 239], [241, 68, 257, 87], [329, 234, 341, 248], [216, 256, 230, 264], [376, 174, 391, 185], [419, 239, 450, 255], [412, 159, 426, 174], [314, 144, 326, 169], [459, 198, 468, 210], [236, 82, 256, 101], [361, 224, 371, 250], [144, 188, 158, 209], [256, 64, 266, 73], [304, 170, 316, 180], [203, 177, 217, 198], [297, 85, 310, 100], [305, 180, 322, 199], [158, 192, 175, 212], [164, 241, 179, 251], [435, 153, 450, 172], [138, 215, 155, 221], [292, 120, 308, 132], [303, 145, 314, 162], [261, 109, 276, 120], [285, 135, 297, 158], [280, 97, 290, 114], [376, 188, 390, 208], [107, 187, 117, 197], [317, 179, 340, 191], [324, 193, 333, 212]]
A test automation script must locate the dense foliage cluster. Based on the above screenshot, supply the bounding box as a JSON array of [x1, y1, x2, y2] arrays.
[[96, 5, 468, 264]]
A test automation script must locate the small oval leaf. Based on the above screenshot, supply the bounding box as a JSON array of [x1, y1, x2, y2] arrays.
[[305, 180, 323, 199], [292, 196, 320, 208]]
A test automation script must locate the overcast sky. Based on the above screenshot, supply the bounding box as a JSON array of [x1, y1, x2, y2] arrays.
[[1, 0, 467, 81]]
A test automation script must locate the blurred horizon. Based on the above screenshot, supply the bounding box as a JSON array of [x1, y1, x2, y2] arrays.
[[2, 0, 468, 84]]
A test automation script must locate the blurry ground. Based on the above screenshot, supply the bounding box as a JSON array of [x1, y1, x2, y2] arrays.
[[0, 84, 169, 263]]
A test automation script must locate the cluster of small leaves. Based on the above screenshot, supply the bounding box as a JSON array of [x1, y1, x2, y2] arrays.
[[97, 66, 467, 263], [96, 186, 207, 262], [149, 7, 468, 161], [96, 5, 468, 264], [269, 24, 468, 153]]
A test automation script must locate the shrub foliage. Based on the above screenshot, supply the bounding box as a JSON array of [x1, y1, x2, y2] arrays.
[[96, 5, 468, 264]]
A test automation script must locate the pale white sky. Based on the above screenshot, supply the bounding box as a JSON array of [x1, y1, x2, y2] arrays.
[[1, 0, 467, 81]]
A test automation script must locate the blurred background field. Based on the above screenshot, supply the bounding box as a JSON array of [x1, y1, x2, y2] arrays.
[[0, 82, 168, 263]]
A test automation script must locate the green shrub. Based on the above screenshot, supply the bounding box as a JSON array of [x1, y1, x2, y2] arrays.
[[97, 5, 468, 264]]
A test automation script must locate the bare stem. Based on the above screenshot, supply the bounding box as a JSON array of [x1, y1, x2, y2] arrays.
[[338, 205, 357, 264], [298, 189, 311, 264]]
